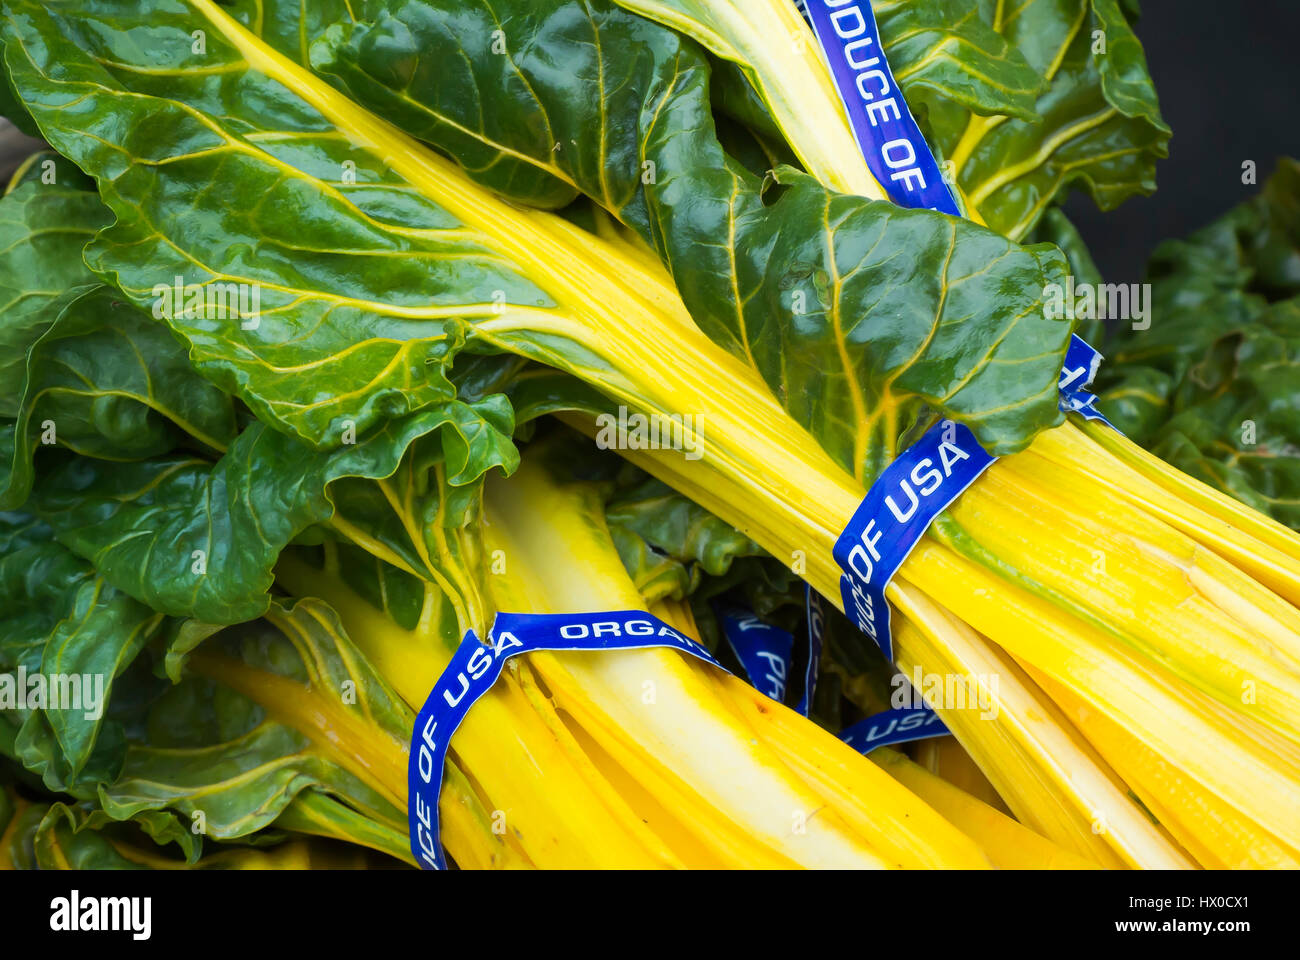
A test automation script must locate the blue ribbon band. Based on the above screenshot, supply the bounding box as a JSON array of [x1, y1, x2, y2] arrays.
[[408, 609, 726, 870], [839, 705, 949, 752], [716, 589, 826, 717], [718, 606, 796, 704], [799, 0, 962, 216], [1058, 333, 1114, 426], [800, 587, 824, 717], [832, 419, 996, 660]]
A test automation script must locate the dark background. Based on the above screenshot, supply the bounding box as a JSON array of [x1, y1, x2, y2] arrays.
[[1064, 0, 1300, 280]]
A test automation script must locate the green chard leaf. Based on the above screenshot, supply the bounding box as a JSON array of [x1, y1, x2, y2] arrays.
[[0, 25, 518, 633], [605, 0, 1043, 202], [605, 1, 1168, 241], [100, 598, 413, 864], [0, 156, 110, 416], [0, 285, 239, 511], [852, 0, 1046, 122], [27, 402, 513, 625], [1024, 206, 1106, 344], [307, 0, 1070, 475], [1, 0, 541, 449], [2, 786, 386, 869], [606, 472, 766, 603], [1097, 159, 1300, 529], [27, 802, 199, 869], [0, 0, 1072, 484], [0, 518, 164, 787], [0, 526, 423, 865], [909, 0, 1171, 240], [0, 784, 43, 868]]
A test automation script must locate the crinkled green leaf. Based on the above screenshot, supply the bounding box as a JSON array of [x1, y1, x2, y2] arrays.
[[612, 0, 1043, 197], [0, 285, 239, 510], [1097, 159, 1300, 529], [607, 1, 1167, 240], [1024, 205, 1106, 344], [1105, 299, 1300, 529], [310, 0, 1070, 475], [29, 801, 199, 869], [1143, 157, 1300, 312], [1098, 157, 1300, 428], [0, 519, 163, 779], [858, 0, 1046, 121], [732, 166, 1069, 478], [915, 0, 1170, 240], [102, 598, 412, 864], [0, 531, 87, 673], [18, 775, 402, 868], [270, 358, 517, 639], [33, 580, 160, 776], [306, 0, 696, 234], [4, 597, 413, 867], [28, 402, 513, 625], [606, 473, 764, 602], [0, 784, 43, 867], [1, 0, 545, 449], [10, 642, 167, 797], [0, 159, 110, 415]]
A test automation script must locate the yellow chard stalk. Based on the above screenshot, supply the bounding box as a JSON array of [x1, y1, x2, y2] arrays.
[[272, 554, 680, 869], [480, 453, 992, 868]]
